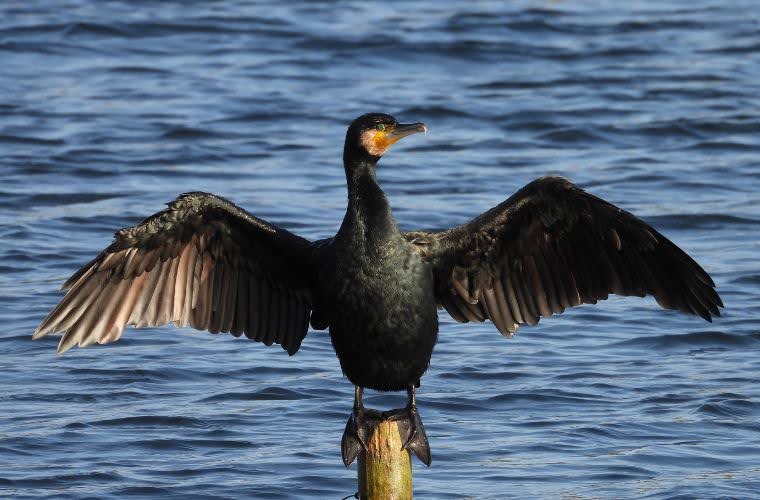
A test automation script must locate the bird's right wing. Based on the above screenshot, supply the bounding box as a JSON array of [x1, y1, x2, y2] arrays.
[[34, 192, 315, 355]]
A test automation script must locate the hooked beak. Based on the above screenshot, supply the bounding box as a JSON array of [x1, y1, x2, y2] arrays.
[[385, 122, 427, 145]]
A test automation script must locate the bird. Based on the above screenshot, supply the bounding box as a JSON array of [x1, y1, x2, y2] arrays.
[[34, 112, 723, 467]]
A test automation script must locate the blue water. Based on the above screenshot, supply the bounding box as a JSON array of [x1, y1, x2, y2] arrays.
[[1, 1, 759, 498]]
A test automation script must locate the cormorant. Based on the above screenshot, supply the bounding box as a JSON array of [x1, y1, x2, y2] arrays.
[[34, 113, 723, 467]]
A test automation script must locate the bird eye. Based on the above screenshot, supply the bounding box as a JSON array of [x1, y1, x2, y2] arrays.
[[375, 124, 386, 132]]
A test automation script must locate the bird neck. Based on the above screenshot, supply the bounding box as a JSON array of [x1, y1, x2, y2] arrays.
[[342, 158, 398, 239]]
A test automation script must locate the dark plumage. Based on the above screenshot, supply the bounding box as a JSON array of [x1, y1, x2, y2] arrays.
[[35, 112, 722, 466]]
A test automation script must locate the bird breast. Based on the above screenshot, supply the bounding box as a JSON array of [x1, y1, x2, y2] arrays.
[[321, 234, 436, 334]]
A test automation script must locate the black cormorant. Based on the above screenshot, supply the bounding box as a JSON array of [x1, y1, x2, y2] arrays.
[[34, 113, 723, 466]]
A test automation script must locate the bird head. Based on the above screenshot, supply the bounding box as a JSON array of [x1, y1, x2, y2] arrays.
[[344, 113, 426, 165]]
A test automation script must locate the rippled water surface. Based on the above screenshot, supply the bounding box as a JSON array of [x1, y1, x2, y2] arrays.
[[1, 1, 759, 498]]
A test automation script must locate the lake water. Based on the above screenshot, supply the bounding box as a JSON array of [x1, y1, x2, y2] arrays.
[[1, 1, 759, 498]]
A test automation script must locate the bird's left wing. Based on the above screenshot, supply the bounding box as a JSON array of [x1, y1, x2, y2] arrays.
[[34, 192, 316, 354], [404, 176, 722, 337]]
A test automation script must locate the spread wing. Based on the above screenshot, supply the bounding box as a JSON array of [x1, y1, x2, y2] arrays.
[[34, 192, 315, 355], [405, 176, 723, 337]]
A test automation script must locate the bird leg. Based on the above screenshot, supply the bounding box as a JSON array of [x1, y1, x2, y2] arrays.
[[341, 384, 432, 467], [383, 384, 432, 466], [341, 385, 372, 467]]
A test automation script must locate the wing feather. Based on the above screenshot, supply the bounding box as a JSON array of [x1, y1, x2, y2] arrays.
[[253, 279, 267, 342], [503, 271, 524, 325], [493, 278, 517, 334], [232, 270, 249, 337], [440, 294, 468, 323], [35, 192, 315, 354], [246, 276, 259, 341], [405, 176, 722, 337]]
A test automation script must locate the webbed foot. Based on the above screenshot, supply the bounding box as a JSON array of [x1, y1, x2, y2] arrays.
[[342, 386, 377, 467], [385, 399, 432, 466], [342, 405, 371, 466], [341, 384, 432, 467]]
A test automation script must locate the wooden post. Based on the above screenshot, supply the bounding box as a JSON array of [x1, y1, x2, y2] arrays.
[[357, 418, 413, 500]]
